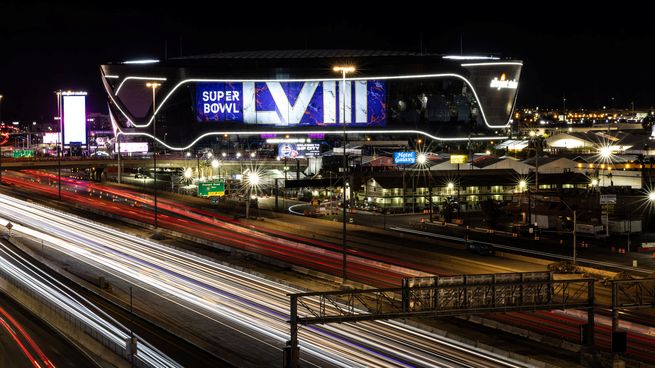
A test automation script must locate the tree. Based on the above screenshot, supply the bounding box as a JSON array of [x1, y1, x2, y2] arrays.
[[441, 197, 459, 223]]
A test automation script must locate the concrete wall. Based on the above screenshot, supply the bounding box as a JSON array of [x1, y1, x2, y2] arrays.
[[0, 244, 129, 368]]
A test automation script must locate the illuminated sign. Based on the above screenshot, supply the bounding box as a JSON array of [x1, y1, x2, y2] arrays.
[[114, 142, 149, 153], [62, 94, 87, 144], [393, 151, 416, 165], [278, 143, 321, 158], [12, 149, 34, 158], [198, 180, 225, 197], [490, 73, 518, 90], [196, 80, 386, 126], [450, 154, 468, 164], [43, 132, 60, 144], [267, 138, 311, 144]]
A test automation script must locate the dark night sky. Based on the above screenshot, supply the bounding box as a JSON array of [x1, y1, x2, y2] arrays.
[[2, 2, 655, 122]]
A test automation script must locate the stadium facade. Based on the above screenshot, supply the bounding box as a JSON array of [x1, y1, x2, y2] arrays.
[[100, 50, 522, 150]]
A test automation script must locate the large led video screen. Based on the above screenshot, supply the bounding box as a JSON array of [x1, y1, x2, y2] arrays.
[[196, 80, 387, 127], [63, 95, 87, 144]]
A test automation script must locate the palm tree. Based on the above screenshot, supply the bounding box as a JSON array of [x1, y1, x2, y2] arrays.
[[441, 197, 459, 223]]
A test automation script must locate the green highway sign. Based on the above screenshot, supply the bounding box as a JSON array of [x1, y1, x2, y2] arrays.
[[197, 180, 225, 197], [12, 149, 34, 158]]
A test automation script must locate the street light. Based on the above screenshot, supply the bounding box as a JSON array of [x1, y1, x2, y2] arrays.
[[184, 167, 193, 185], [648, 192, 655, 202], [518, 180, 527, 191], [211, 159, 220, 178], [245, 170, 260, 219], [146, 82, 161, 228], [333, 65, 355, 284]]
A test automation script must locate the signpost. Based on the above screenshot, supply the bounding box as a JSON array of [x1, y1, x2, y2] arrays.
[[197, 179, 225, 197]]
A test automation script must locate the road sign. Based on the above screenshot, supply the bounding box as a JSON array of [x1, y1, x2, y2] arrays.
[[12, 149, 34, 158], [197, 180, 225, 197]]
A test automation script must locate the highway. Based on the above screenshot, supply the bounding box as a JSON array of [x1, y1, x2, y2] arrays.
[[0, 192, 531, 368], [2, 170, 436, 286], [2, 170, 655, 364], [0, 238, 181, 368]]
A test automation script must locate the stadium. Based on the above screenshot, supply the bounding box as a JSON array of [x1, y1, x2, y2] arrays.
[[100, 50, 522, 151]]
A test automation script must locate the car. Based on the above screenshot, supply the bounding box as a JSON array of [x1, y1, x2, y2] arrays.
[[466, 241, 495, 256]]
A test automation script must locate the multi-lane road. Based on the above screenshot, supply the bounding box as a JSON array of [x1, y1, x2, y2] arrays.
[[0, 192, 532, 367], [2, 169, 655, 365]]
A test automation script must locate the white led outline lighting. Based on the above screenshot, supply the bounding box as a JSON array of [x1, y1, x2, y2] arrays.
[[443, 55, 500, 60], [460, 62, 524, 67], [104, 75, 119, 79], [106, 70, 520, 130], [111, 110, 507, 151], [115, 76, 168, 94], [122, 59, 160, 64]]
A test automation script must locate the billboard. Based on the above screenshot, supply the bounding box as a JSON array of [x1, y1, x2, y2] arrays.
[[63, 94, 87, 144], [278, 143, 321, 159], [196, 80, 386, 126], [394, 151, 416, 165]]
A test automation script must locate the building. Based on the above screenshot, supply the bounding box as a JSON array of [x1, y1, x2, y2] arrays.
[[361, 169, 589, 212], [101, 50, 522, 151]]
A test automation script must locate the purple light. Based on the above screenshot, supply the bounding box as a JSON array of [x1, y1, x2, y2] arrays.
[[63, 95, 87, 144], [307, 133, 325, 139], [260, 134, 277, 139]]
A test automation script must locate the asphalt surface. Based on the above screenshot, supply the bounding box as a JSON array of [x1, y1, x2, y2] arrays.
[[0, 291, 98, 368]]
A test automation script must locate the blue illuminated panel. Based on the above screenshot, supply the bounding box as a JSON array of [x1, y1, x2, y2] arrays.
[[394, 151, 416, 165], [196, 80, 386, 126]]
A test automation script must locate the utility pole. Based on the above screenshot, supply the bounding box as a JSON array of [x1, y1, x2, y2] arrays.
[[146, 82, 161, 228], [334, 65, 355, 284]]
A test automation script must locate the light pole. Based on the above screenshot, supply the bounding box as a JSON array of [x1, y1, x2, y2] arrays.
[[529, 130, 539, 193], [184, 167, 193, 186], [0, 94, 3, 124], [56, 90, 62, 200], [417, 153, 433, 221], [333, 65, 355, 284], [146, 82, 161, 227]]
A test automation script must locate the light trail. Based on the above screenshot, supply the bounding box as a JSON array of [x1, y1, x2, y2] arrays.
[[0, 305, 55, 368], [0, 193, 529, 368], [0, 234, 181, 368]]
